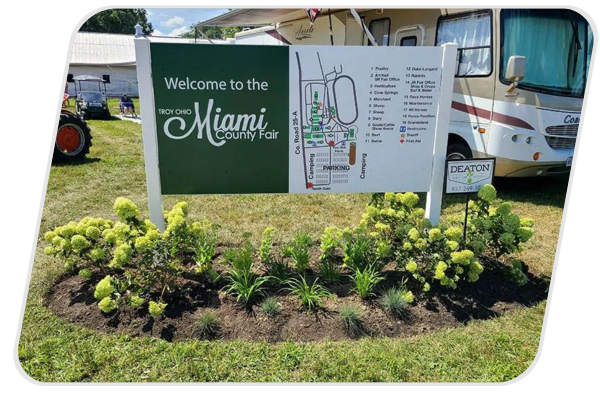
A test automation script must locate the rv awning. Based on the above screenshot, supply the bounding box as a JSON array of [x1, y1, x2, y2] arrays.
[[196, 8, 367, 27]]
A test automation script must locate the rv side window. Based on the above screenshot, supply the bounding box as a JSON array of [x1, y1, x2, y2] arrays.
[[369, 18, 391, 46], [400, 36, 418, 46], [436, 10, 492, 76]]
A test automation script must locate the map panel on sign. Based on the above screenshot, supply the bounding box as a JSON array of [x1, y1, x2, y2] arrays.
[[289, 46, 444, 194]]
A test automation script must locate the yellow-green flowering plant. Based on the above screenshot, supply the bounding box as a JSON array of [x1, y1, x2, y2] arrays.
[[467, 184, 535, 258], [43, 216, 113, 271]]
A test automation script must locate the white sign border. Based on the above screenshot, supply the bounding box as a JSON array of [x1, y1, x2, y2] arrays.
[[444, 157, 497, 195], [134, 36, 457, 229]]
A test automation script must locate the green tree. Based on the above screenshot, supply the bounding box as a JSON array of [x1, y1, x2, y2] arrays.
[[80, 9, 153, 35], [181, 24, 243, 40]]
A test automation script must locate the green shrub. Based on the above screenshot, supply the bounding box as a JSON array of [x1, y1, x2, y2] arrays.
[[135, 240, 182, 298], [78, 268, 92, 279], [342, 233, 376, 273], [467, 184, 535, 258], [287, 276, 330, 312], [225, 267, 269, 307], [196, 312, 220, 338], [380, 286, 414, 318], [225, 242, 254, 274], [94, 275, 115, 300], [259, 226, 276, 265], [128, 293, 145, 308], [43, 217, 113, 271], [98, 297, 118, 313], [351, 265, 384, 299], [319, 227, 343, 261], [260, 297, 281, 317], [319, 260, 343, 283], [339, 303, 363, 335], [193, 220, 219, 273], [508, 260, 529, 286], [148, 300, 167, 318]]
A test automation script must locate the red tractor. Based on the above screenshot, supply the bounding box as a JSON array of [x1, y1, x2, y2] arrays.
[[55, 98, 92, 161]]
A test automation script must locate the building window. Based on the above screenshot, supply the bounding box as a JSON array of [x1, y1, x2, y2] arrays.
[[436, 10, 492, 76], [369, 18, 391, 46], [400, 35, 418, 46]]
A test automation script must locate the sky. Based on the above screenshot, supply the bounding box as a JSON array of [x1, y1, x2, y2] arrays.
[[147, 8, 229, 36]]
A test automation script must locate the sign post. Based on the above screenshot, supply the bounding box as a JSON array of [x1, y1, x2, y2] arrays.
[[134, 37, 164, 231], [444, 158, 496, 240], [134, 37, 457, 230], [425, 43, 458, 225]]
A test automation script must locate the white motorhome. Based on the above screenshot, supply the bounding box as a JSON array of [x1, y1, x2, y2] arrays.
[[202, 8, 593, 177]]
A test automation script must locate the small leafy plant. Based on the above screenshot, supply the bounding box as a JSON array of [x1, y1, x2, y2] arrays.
[[225, 267, 269, 307], [263, 259, 290, 283], [319, 227, 343, 261], [78, 268, 92, 279], [318, 259, 343, 283], [342, 233, 376, 273], [351, 264, 384, 299], [287, 233, 312, 274], [260, 297, 281, 318], [196, 312, 220, 339], [148, 300, 167, 318], [225, 242, 254, 274], [192, 220, 219, 274], [339, 303, 363, 336], [380, 286, 414, 319], [507, 260, 529, 286], [287, 276, 330, 312], [259, 226, 276, 265]]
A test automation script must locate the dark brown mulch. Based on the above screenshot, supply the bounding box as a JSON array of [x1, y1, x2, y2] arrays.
[[45, 257, 549, 343]]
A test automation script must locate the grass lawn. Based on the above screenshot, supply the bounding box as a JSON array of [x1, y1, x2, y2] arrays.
[[18, 116, 567, 382]]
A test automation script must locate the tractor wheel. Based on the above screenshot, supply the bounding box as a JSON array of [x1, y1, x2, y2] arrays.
[[54, 113, 92, 162]]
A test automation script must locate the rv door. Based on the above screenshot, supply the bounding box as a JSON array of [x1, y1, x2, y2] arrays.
[[394, 25, 426, 46], [345, 14, 367, 46]]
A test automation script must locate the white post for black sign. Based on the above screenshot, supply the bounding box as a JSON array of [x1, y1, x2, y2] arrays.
[[444, 158, 496, 241]]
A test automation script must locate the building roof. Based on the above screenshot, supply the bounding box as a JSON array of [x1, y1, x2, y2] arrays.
[[196, 8, 372, 27], [70, 32, 227, 66]]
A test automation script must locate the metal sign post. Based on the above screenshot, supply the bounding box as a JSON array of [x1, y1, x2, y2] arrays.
[[444, 158, 497, 241]]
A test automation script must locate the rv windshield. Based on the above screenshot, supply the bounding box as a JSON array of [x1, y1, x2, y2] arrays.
[[501, 9, 592, 98]]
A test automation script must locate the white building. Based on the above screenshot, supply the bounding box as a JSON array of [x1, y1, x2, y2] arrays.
[[69, 32, 228, 97]]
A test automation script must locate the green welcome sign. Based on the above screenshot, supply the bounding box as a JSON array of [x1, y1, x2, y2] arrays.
[[151, 43, 289, 194], [134, 38, 457, 229]]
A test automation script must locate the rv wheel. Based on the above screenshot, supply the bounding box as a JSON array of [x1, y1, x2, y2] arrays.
[[446, 142, 472, 160]]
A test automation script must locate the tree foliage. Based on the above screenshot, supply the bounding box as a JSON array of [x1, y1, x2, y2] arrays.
[[80, 9, 153, 35], [180, 24, 244, 40]]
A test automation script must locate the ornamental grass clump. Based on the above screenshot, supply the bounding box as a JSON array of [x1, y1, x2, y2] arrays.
[[260, 297, 281, 318], [339, 303, 363, 336], [380, 286, 414, 319], [196, 312, 220, 339]]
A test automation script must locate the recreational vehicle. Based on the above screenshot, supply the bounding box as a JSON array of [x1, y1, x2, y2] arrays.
[[201, 8, 593, 177]]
